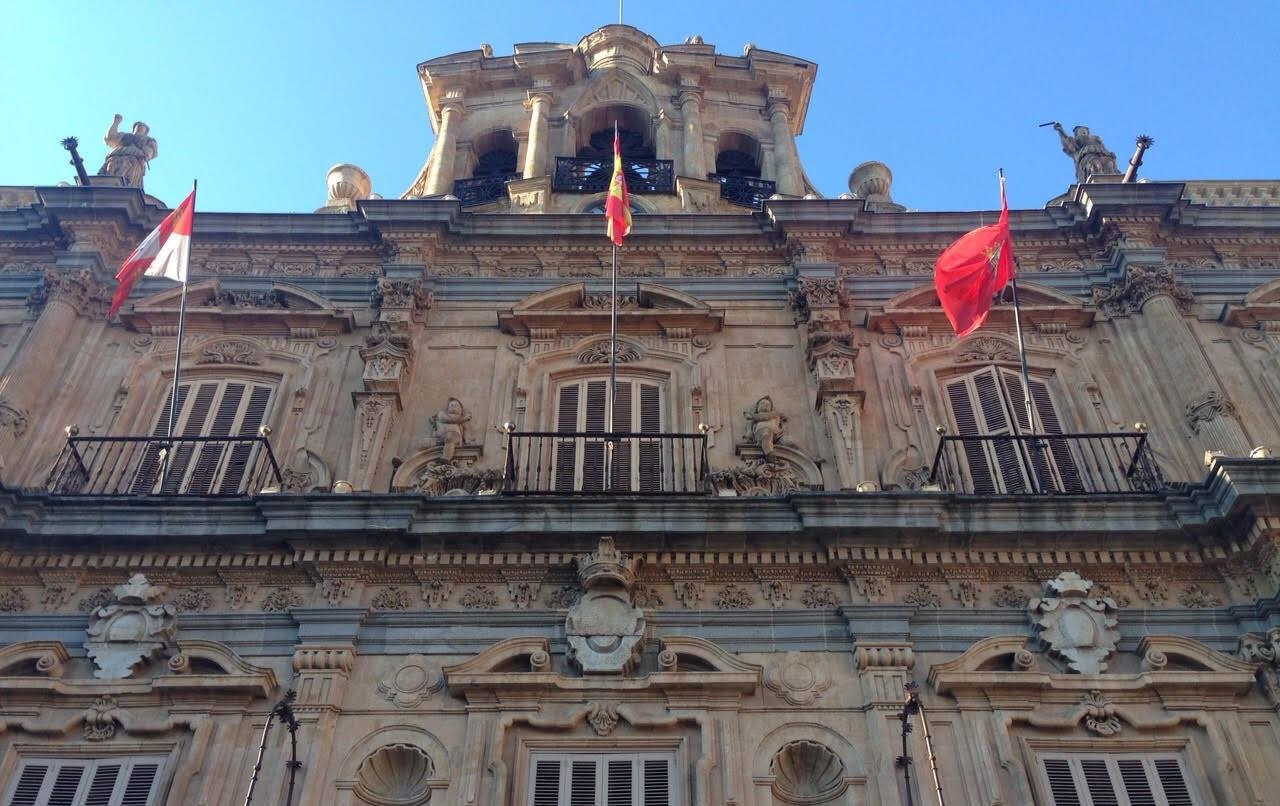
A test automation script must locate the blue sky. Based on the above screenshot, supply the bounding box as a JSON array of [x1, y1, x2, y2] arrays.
[[3, 1, 1277, 213]]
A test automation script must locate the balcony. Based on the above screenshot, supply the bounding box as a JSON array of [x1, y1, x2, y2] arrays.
[[453, 173, 519, 207], [46, 435, 283, 496], [501, 431, 709, 495], [552, 157, 675, 195], [709, 174, 776, 209], [929, 431, 1166, 495]]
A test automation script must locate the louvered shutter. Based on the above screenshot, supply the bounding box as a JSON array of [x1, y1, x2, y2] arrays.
[[972, 368, 1029, 493], [946, 378, 998, 494], [118, 762, 159, 806], [185, 382, 244, 494], [216, 383, 273, 494], [45, 764, 87, 806], [130, 384, 190, 494], [1153, 759, 1193, 806], [1043, 758, 1083, 806], [157, 382, 219, 493], [1079, 759, 1120, 806], [609, 381, 633, 492], [9, 763, 52, 806], [1040, 755, 1199, 806], [532, 759, 562, 806], [1001, 370, 1083, 494], [641, 758, 670, 806], [554, 384, 581, 491], [637, 383, 662, 493], [81, 762, 121, 806], [606, 759, 633, 806], [569, 760, 597, 806], [581, 381, 608, 492]]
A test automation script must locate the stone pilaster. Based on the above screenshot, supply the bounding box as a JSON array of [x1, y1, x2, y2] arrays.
[[424, 93, 465, 196], [677, 81, 707, 178], [854, 641, 917, 804]]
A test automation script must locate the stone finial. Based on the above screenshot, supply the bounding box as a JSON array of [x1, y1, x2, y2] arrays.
[[848, 161, 905, 212], [324, 163, 372, 211], [1029, 571, 1119, 675], [84, 573, 177, 680]]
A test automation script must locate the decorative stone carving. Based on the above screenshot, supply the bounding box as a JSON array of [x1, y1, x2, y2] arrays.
[[1080, 689, 1123, 736], [84, 574, 177, 680], [211, 287, 287, 309], [99, 114, 157, 187], [377, 655, 442, 708], [759, 578, 793, 608], [459, 586, 499, 609], [359, 333, 412, 392], [955, 336, 1021, 364], [29, 269, 112, 318], [429, 397, 472, 462], [710, 457, 807, 496], [1185, 392, 1239, 435], [672, 580, 704, 609], [172, 588, 213, 613], [991, 584, 1027, 609], [546, 585, 582, 609], [744, 396, 787, 460], [323, 163, 372, 211], [587, 702, 620, 736], [420, 581, 453, 608], [224, 583, 253, 610], [371, 278, 432, 318], [576, 340, 641, 364], [354, 743, 434, 806], [507, 581, 541, 610], [848, 161, 905, 211], [765, 652, 831, 705], [1131, 575, 1168, 605], [1029, 572, 1120, 674], [1092, 266, 1195, 317], [83, 695, 121, 741], [800, 584, 838, 609], [714, 584, 754, 609], [40, 584, 72, 610], [770, 740, 847, 805], [414, 462, 502, 496], [566, 537, 645, 674], [903, 584, 941, 608], [1051, 122, 1119, 182], [197, 339, 262, 366], [261, 588, 304, 612], [0, 587, 29, 612], [371, 587, 413, 610], [631, 584, 664, 608], [1177, 583, 1223, 608], [949, 578, 980, 608], [319, 578, 357, 605]]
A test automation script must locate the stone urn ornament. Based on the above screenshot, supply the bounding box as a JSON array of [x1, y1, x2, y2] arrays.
[[84, 573, 177, 680]]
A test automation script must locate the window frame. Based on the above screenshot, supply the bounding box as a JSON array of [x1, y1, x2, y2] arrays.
[[550, 374, 667, 493], [524, 750, 679, 806], [1025, 743, 1203, 806], [2, 754, 168, 806]]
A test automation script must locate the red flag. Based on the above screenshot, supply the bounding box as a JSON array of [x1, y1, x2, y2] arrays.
[[109, 188, 196, 318], [933, 180, 1015, 337], [604, 130, 631, 246]]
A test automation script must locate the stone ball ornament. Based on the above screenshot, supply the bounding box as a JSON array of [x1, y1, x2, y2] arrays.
[[326, 163, 372, 206]]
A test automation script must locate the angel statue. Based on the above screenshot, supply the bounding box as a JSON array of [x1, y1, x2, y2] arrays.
[[430, 398, 471, 463], [744, 396, 787, 461]]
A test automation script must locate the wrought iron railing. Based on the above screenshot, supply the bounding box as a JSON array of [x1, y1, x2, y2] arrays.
[[928, 431, 1166, 495], [552, 157, 675, 194], [453, 173, 518, 207], [709, 174, 776, 209], [46, 435, 284, 496], [502, 431, 709, 495]]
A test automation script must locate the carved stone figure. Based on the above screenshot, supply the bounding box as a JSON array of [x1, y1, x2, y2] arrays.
[[1029, 571, 1120, 674], [99, 114, 158, 188], [430, 397, 472, 462], [84, 574, 177, 680], [566, 537, 645, 674], [1051, 122, 1119, 183], [744, 396, 787, 461]]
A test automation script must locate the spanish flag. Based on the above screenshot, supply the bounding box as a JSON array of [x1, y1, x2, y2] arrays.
[[604, 130, 631, 246]]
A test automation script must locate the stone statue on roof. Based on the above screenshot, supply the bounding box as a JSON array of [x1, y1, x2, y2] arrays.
[[1051, 122, 1119, 183], [100, 114, 158, 188]]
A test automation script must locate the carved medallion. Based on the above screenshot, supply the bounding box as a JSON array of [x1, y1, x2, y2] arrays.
[[1029, 572, 1119, 674], [83, 574, 177, 680], [566, 538, 645, 674], [765, 652, 832, 705]]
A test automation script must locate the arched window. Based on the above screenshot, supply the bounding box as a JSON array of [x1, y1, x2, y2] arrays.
[[714, 133, 762, 178], [472, 129, 519, 178], [553, 376, 663, 493], [943, 366, 1081, 494]]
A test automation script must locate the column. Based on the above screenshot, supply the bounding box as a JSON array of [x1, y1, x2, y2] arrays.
[[522, 92, 553, 179], [424, 100, 465, 196], [654, 109, 672, 161], [767, 94, 804, 196], [677, 85, 706, 178]]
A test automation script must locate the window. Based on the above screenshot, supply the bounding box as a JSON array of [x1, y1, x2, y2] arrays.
[[528, 753, 674, 806], [4, 756, 165, 806], [1039, 753, 1196, 806], [131, 378, 275, 495], [944, 366, 1082, 494], [553, 378, 663, 493]]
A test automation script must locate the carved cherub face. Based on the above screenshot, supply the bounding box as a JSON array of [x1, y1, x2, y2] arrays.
[[756, 397, 773, 413], [446, 399, 462, 415]]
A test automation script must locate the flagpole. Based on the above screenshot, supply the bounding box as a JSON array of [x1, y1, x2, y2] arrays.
[[162, 180, 195, 485], [606, 122, 620, 492], [1000, 169, 1044, 493]]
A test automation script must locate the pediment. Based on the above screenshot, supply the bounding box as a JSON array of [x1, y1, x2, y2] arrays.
[[869, 280, 1094, 334], [568, 68, 660, 117], [499, 282, 723, 336], [121, 279, 354, 335]]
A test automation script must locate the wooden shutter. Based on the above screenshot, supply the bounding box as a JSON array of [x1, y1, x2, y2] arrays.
[[553, 378, 665, 493], [118, 763, 160, 806], [1152, 759, 1193, 806], [532, 759, 562, 806], [946, 378, 997, 494], [569, 759, 597, 806], [554, 384, 581, 491], [609, 381, 633, 492], [4, 758, 163, 806], [1040, 754, 1199, 806], [526, 754, 675, 806], [9, 763, 53, 806], [637, 383, 662, 493], [1116, 759, 1157, 806], [130, 384, 189, 494], [45, 764, 88, 806], [1043, 757, 1083, 806], [1079, 758, 1120, 806], [606, 759, 633, 806], [1000, 370, 1084, 493], [641, 758, 670, 806], [215, 383, 273, 494]]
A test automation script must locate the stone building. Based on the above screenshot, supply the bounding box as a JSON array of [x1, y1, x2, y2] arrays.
[[2, 22, 1280, 806]]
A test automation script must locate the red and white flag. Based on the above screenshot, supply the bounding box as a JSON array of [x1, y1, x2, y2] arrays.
[[108, 187, 196, 318]]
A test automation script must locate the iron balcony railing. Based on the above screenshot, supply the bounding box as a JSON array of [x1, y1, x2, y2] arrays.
[[552, 156, 675, 194], [929, 431, 1166, 495], [709, 174, 777, 209], [46, 435, 284, 496], [502, 431, 709, 495], [453, 173, 519, 207]]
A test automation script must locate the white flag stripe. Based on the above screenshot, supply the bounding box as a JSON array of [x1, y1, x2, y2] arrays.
[[145, 232, 190, 282]]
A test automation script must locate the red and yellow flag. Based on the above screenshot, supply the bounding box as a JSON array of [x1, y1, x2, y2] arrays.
[[933, 178, 1015, 337], [604, 130, 631, 246]]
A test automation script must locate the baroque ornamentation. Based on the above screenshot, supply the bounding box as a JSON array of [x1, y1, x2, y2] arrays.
[[100, 114, 157, 187], [800, 584, 838, 609], [1131, 575, 1168, 605], [1081, 689, 1123, 736], [172, 588, 213, 613], [261, 588, 304, 612], [507, 581, 541, 609], [955, 336, 1020, 364], [420, 581, 453, 608], [770, 740, 847, 805], [376, 656, 442, 708], [903, 584, 942, 608], [84, 574, 177, 680], [566, 537, 645, 674], [672, 580, 703, 609], [224, 583, 253, 610], [587, 702, 620, 736], [1050, 122, 1119, 183], [371, 587, 413, 610], [765, 652, 832, 705], [991, 584, 1027, 609], [197, 339, 262, 366], [415, 463, 502, 496], [354, 743, 434, 806], [1177, 583, 1223, 608], [459, 586, 500, 609], [40, 584, 72, 610], [576, 340, 641, 364], [710, 458, 806, 496], [83, 695, 121, 741], [631, 584, 664, 608], [1029, 572, 1120, 674], [212, 287, 287, 309], [714, 584, 754, 609], [760, 579, 793, 608], [546, 585, 582, 609], [1184, 391, 1238, 434], [429, 398, 471, 463], [0, 587, 29, 612], [1092, 266, 1194, 317], [744, 396, 788, 460]]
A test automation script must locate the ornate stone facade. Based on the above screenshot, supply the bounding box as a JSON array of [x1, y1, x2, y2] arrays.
[[1, 21, 1279, 806]]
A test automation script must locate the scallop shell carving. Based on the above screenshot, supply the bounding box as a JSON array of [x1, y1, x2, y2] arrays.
[[354, 743, 433, 806], [770, 740, 846, 805]]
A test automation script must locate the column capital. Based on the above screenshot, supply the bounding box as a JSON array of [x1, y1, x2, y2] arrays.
[[524, 90, 554, 111], [766, 95, 792, 120], [677, 86, 704, 108], [438, 100, 467, 119]]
